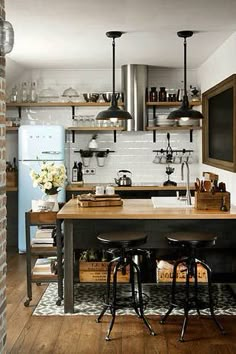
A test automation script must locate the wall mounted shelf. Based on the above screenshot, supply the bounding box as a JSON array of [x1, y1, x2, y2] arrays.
[[6, 126, 19, 131], [146, 100, 201, 107], [66, 126, 124, 143], [6, 101, 124, 123], [146, 126, 201, 142]]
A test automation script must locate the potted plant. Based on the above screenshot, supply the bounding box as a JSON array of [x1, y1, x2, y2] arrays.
[[96, 150, 108, 167], [30, 161, 67, 211], [80, 149, 93, 167]]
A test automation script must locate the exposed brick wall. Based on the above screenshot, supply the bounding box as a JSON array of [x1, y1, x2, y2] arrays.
[[0, 1, 7, 352]]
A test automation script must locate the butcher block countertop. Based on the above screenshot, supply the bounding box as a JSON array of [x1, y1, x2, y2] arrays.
[[57, 198, 236, 220], [66, 183, 194, 191]]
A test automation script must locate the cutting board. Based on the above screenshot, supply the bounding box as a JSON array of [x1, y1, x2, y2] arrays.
[[77, 194, 123, 207]]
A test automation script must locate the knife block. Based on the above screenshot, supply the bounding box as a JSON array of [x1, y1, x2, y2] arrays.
[[194, 191, 230, 210]]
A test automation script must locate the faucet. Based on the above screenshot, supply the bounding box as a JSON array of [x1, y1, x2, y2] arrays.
[[181, 161, 192, 205]]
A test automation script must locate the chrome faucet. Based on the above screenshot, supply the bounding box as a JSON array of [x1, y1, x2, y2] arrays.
[[181, 161, 192, 205]]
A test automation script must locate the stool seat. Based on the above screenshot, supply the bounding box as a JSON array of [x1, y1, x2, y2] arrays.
[[96, 231, 156, 340], [167, 231, 217, 248], [160, 231, 225, 341], [97, 231, 147, 248]]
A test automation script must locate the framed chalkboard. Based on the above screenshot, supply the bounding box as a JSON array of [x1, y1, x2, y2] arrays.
[[202, 74, 236, 171]]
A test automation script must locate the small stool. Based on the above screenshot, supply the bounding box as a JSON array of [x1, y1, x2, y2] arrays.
[[160, 231, 225, 342], [96, 231, 156, 340]]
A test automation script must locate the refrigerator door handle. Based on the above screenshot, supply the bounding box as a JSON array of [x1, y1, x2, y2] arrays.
[[42, 151, 61, 154]]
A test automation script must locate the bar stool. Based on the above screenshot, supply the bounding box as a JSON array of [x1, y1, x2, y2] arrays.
[[96, 231, 156, 340], [160, 231, 225, 342]]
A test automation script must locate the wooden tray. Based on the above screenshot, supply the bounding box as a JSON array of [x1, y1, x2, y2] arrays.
[[77, 193, 123, 207]]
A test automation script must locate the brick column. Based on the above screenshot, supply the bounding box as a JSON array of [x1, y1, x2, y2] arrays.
[[0, 0, 7, 352]]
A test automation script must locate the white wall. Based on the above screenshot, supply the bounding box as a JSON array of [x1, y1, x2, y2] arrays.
[[198, 32, 236, 204], [6, 66, 201, 186]]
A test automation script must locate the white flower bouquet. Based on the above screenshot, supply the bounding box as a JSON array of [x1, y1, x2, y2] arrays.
[[30, 162, 67, 195]]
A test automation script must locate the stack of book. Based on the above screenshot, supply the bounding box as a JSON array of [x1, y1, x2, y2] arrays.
[[31, 227, 55, 248], [32, 257, 57, 275]]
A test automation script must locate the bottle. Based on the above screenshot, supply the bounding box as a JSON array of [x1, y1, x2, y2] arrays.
[[149, 87, 158, 102], [72, 161, 78, 182], [29, 82, 37, 102], [13, 157, 17, 171], [159, 87, 167, 102], [21, 82, 28, 102], [10, 86, 18, 102], [77, 162, 83, 183]]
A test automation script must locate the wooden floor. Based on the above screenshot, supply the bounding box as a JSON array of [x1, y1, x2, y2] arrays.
[[6, 249, 236, 354]]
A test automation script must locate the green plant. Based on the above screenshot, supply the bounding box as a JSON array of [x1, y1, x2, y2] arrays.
[[96, 151, 108, 158], [80, 149, 93, 158]]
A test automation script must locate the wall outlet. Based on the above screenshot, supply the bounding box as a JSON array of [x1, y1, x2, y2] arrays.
[[83, 167, 96, 175]]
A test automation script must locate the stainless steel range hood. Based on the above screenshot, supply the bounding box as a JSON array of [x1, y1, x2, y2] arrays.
[[121, 64, 148, 131]]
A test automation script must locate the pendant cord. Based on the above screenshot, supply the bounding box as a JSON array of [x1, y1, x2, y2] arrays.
[[112, 37, 115, 95], [184, 37, 187, 96]]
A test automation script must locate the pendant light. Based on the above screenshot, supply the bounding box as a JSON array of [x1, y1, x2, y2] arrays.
[[96, 31, 132, 121], [0, 19, 14, 56], [167, 31, 203, 120]]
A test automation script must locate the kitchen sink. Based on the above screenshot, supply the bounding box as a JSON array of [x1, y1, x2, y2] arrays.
[[151, 196, 194, 208]]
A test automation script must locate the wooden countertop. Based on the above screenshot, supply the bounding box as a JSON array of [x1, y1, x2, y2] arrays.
[[57, 198, 236, 220], [66, 183, 195, 191]]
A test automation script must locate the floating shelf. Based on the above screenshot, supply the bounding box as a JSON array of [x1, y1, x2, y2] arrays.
[[6, 102, 123, 108], [146, 100, 201, 107], [6, 126, 19, 131], [67, 126, 124, 143], [67, 126, 124, 131], [146, 126, 202, 143]]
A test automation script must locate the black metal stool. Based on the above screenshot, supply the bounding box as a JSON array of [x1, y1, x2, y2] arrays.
[[160, 231, 225, 342], [96, 231, 156, 340]]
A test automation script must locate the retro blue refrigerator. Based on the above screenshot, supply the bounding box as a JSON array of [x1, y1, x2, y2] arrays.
[[18, 125, 65, 253]]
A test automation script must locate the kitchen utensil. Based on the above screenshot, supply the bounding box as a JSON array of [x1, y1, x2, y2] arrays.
[[114, 170, 132, 186], [62, 87, 79, 101], [195, 178, 200, 191], [203, 180, 212, 192], [102, 92, 120, 102], [83, 93, 99, 102], [38, 88, 59, 102]]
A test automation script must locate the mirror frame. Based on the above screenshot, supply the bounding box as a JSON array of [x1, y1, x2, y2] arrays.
[[202, 74, 236, 172]]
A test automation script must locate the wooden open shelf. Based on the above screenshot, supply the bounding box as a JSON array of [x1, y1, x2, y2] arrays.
[[146, 100, 201, 107], [67, 126, 124, 131], [6, 126, 19, 131], [6, 102, 123, 108], [146, 126, 202, 131], [32, 272, 58, 282]]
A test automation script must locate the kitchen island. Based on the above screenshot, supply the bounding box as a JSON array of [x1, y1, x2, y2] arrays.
[[57, 198, 236, 313]]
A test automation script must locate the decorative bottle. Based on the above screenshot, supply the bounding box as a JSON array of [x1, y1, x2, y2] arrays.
[[72, 161, 78, 182], [149, 87, 158, 102], [10, 86, 18, 103], [21, 82, 28, 102], [30, 82, 37, 102], [159, 87, 167, 102]]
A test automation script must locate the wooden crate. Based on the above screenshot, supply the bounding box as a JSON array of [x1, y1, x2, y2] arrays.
[[156, 260, 208, 283], [79, 261, 130, 283], [194, 191, 230, 210]]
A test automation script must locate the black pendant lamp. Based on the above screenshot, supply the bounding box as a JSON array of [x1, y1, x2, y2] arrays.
[[96, 31, 132, 121], [167, 31, 203, 120]]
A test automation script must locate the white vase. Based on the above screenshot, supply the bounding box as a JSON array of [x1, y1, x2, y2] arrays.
[[46, 193, 59, 212]]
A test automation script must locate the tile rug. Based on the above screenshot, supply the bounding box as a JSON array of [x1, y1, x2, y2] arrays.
[[33, 283, 236, 316]]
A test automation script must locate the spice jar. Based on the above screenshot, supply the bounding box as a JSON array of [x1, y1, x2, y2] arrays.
[[149, 87, 158, 102], [159, 87, 167, 102]]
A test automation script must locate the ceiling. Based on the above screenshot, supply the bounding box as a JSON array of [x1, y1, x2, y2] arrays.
[[5, 0, 236, 70]]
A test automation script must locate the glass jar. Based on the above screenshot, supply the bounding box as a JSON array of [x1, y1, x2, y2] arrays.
[[149, 87, 158, 102], [159, 87, 167, 102]]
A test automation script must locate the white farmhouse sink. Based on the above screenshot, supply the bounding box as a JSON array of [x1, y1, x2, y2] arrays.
[[151, 196, 194, 208]]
